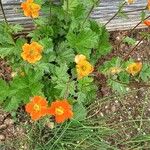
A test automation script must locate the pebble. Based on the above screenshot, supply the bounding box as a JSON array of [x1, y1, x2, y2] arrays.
[[0, 124, 7, 130], [100, 112, 104, 117], [111, 105, 116, 112], [4, 118, 14, 126], [0, 134, 5, 141]]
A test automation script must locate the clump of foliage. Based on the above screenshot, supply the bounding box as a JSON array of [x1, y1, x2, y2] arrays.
[[0, 0, 150, 137], [0, 0, 150, 122]]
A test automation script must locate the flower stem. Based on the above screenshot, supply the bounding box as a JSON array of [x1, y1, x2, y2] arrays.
[[104, 1, 126, 26], [49, 0, 52, 23], [81, 0, 99, 29], [123, 35, 146, 61], [117, 14, 150, 48], [0, 0, 8, 24]]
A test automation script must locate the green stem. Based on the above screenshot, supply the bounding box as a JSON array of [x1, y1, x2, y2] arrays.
[[81, 0, 99, 29], [49, 0, 52, 23], [66, 0, 69, 12], [0, 0, 8, 24], [111, 78, 150, 88]]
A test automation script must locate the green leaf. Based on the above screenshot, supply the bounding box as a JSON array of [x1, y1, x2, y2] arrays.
[[63, 0, 80, 13], [141, 11, 146, 21], [97, 26, 112, 56], [56, 42, 75, 65], [0, 23, 15, 46], [108, 79, 127, 94], [77, 77, 97, 104], [10, 24, 23, 34], [0, 79, 9, 103], [73, 102, 87, 121], [34, 63, 51, 73], [34, 0, 43, 5], [4, 97, 21, 112], [13, 38, 27, 56], [99, 57, 122, 74], [67, 29, 98, 57], [119, 72, 130, 84], [39, 38, 53, 53], [123, 36, 137, 46], [139, 64, 150, 82], [0, 46, 14, 57], [29, 82, 44, 96], [3, 69, 44, 112], [51, 64, 71, 98]]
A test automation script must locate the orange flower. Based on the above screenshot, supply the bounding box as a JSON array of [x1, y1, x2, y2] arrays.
[[126, 62, 142, 76], [21, 0, 41, 18], [75, 54, 94, 79], [25, 96, 48, 121], [75, 54, 86, 64], [125, 0, 136, 4], [21, 42, 43, 63], [144, 20, 150, 26], [76, 60, 94, 79], [47, 100, 73, 123]]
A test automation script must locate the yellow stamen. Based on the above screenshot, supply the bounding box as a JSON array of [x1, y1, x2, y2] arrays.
[[55, 107, 64, 115], [33, 104, 40, 111]]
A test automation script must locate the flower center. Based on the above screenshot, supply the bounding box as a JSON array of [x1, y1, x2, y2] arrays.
[[55, 107, 64, 115], [132, 66, 138, 71], [33, 104, 41, 112], [29, 49, 35, 55], [81, 65, 87, 71]]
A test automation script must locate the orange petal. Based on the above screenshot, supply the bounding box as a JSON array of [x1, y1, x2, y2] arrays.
[[144, 20, 150, 26], [55, 115, 66, 123], [75, 54, 86, 64], [31, 112, 41, 121]]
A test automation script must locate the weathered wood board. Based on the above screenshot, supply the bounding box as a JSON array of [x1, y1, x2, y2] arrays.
[[0, 0, 150, 31]]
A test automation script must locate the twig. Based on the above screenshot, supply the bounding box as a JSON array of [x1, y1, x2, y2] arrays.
[[111, 78, 150, 88], [0, 0, 8, 24], [117, 14, 150, 48], [104, 1, 126, 26], [123, 35, 145, 61]]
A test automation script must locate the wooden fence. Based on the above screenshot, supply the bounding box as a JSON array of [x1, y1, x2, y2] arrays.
[[0, 0, 150, 31]]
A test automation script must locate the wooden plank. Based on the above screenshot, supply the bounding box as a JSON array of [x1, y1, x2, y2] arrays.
[[0, 0, 150, 31]]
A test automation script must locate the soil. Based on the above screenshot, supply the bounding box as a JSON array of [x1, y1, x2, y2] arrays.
[[0, 28, 150, 150], [93, 28, 150, 149]]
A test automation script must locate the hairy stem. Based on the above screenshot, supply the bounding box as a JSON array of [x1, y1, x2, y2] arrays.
[[81, 0, 99, 29], [66, 0, 69, 12], [0, 0, 8, 24], [49, 0, 52, 23], [123, 36, 145, 61], [117, 14, 150, 48], [111, 78, 150, 88], [104, 1, 126, 26]]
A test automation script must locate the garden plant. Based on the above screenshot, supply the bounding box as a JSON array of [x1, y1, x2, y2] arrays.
[[0, 0, 150, 149]]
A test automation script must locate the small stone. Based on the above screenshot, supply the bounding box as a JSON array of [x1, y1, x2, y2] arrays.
[[46, 122, 55, 129], [0, 134, 5, 141], [105, 105, 108, 109], [100, 112, 104, 117], [4, 118, 14, 126], [111, 105, 116, 112], [0, 124, 7, 130]]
